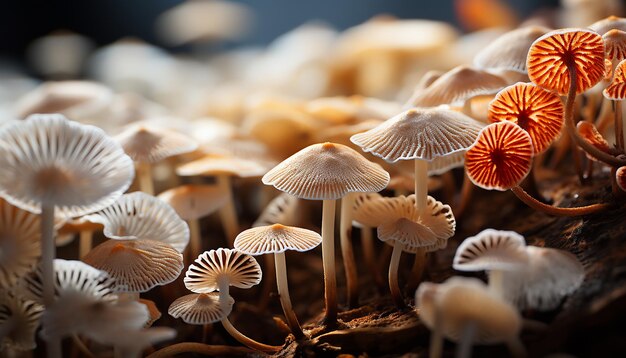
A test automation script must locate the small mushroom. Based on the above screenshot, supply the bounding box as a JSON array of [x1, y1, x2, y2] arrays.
[[0, 293, 43, 352], [589, 16, 626, 35], [168, 292, 234, 325], [603, 59, 626, 151]]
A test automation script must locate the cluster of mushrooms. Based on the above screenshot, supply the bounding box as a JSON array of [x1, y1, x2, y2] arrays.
[[1, 2, 626, 357]]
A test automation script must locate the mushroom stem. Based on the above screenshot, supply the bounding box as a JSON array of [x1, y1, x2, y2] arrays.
[[79, 230, 93, 259], [510, 185, 610, 216], [274, 252, 304, 338], [455, 172, 474, 218], [187, 219, 201, 259], [41, 205, 62, 358], [72, 334, 96, 358], [414, 159, 429, 212], [488, 270, 504, 298], [361, 226, 385, 290], [616, 100, 625, 151], [136, 162, 154, 195], [565, 66, 626, 167], [429, 304, 444, 358], [321, 199, 338, 324], [456, 321, 477, 358], [340, 193, 359, 308], [388, 241, 406, 308], [216, 175, 239, 247], [258, 254, 275, 310], [220, 318, 282, 353], [146, 343, 253, 358], [202, 324, 212, 343], [406, 249, 426, 293], [118, 292, 140, 302]]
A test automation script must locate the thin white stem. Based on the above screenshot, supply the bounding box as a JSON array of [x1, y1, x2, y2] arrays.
[[340, 193, 358, 308], [216, 175, 238, 247], [41, 204, 61, 358], [321, 199, 337, 324], [414, 159, 429, 212], [79, 230, 93, 259], [137, 162, 154, 196], [388, 241, 405, 308], [217, 276, 231, 311], [221, 317, 281, 353], [455, 321, 476, 358], [429, 303, 444, 358], [488, 270, 504, 298], [274, 252, 303, 338], [188, 219, 202, 259], [361, 226, 384, 289], [406, 249, 426, 293]]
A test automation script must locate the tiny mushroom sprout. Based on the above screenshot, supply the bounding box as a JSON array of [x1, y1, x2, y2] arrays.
[[0, 293, 44, 353], [185, 248, 281, 352], [603, 59, 626, 151], [235, 224, 322, 338], [453, 229, 529, 297], [262, 142, 389, 324], [115, 123, 198, 195], [465, 121, 610, 216], [416, 277, 524, 358], [84, 191, 190, 253], [0, 114, 134, 358], [158, 184, 229, 258], [353, 194, 455, 307]]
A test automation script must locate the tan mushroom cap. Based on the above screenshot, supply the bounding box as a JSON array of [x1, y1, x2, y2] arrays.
[[0, 114, 135, 218], [603, 59, 626, 100], [158, 184, 229, 221], [184, 248, 262, 293], [453, 229, 528, 272], [350, 108, 485, 163], [83, 239, 183, 293], [0, 199, 41, 289], [488, 82, 564, 154], [616, 166, 626, 192], [262, 142, 390, 200], [58, 217, 103, 235], [235, 224, 322, 255], [176, 153, 268, 178], [408, 65, 508, 107], [351, 192, 383, 227], [253, 193, 300, 227], [589, 16, 626, 35], [0, 294, 44, 351], [465, 121, 534, 191], [305, 96, 402, 125], [84, 192, 190, 253], [115, 123, 198, 163], [603, 30, 626, 61], [527, 29, 605, 95], [473, 26, 552, 73], [168, 292, 234, 325]]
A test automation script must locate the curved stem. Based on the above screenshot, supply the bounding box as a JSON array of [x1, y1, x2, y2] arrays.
[[188, 219, 201, 259], [41, 204, 61, 358], [340, 193, 358, 308], [488, 270, 504, 298], [455, 321, 476, 358], [146, 343, 253, 357], [361, 226, 385, 291], [388, 242, 405, 308], [406, 249, 426, 293], [565, 66, 626, 167], [274, 252, 304, 338], [137, 162, 154, 195], [321, 199, 338, 325], [79, 230, 93, 259], [510, 186, 610, 216], [414, 159, 429, 212], [221, 318, 282, 353], [216, 175, 239, 247]]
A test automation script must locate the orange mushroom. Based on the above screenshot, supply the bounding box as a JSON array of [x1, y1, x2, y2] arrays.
[[603, 59, 626, 151]]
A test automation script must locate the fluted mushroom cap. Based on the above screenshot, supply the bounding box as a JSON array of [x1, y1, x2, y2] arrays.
[[184, 248, 262, 293], [158, 184, 228, 221], [235, 224, 322, 255], [603, 59, 626, 100], [262, 142, 390, 200], [350, 108, 484, 163], [176, 153, 268, 178], [489, 82, 564, 154], [253, 193, 300, 227], [617, 166, 626, 192], [589, 16, 626, 35], [115, 123, 198, 163], [351, 192, 383, 228], [0, 294, 43, 351], [85, 192, 189, 253], [527, 29, 605, 95], [603, 30, 626, 61], [453, 229, 528, 272], [576, 122, 614, 159], [416, 277, 522, 344], [83, 239, 183, 293], [465, 121, 534, 191], [0, 114, 134, 218], [168, 292, 234, 325], [474, 26, 551, 73]]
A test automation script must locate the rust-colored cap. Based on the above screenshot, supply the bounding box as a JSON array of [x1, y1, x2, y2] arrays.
[[527, 29, 605, 95], [465, 121, 533, 191], [234, 224, 322, 255], [184, 248, 262, 293], [603, 30, 626, 61], [603, 59, 626, 100], [168, 293, 234, 325], [262, 142, 390, 200], [489, 82, 563, 154], [115, 123, 198, 163], [576, 122, 613, 158], [158, 184, 229, 221], [616, 166, 626, 192], [453, 229, 528, 272]]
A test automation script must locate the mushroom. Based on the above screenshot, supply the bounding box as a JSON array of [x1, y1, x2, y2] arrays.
[[603, 29, 626, 64], [603, 59, 626, 152], [617, 166, 626, 192], [351, 192, 386, 290], [0, 293, 43, 353], [589, 16, 626, 35], [0, 114, 134, 358], [235, 224, 322, 337], [57, 217, 103, 259], [184, 248, 281, 352], [158, 184, 229, 258], [168, 292, 234, 325], [262, 142, 389, 324]]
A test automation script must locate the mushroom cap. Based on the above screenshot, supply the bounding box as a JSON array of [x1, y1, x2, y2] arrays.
[[576, 122, 613, 158], [416, 277, 522, 344], [465, 121, 534, 191], [305, 96, 400, 125], [253, 193, 300, 227], [0, 114, 134, 217], [184, 248, 262, 293], [350, 108, 485, 163], [616, 166, 626, 192], [0, 198, 41, 289], [589, 16, 626, 35], [488, 82, 564, 154], [115, 123, 198, 163], [603, 59, 626, 100], [351, 192, 384, 228], [603, 30, 626, 61], [408, 65, 508, 107], [453, 229, 528, 272], [474, 26, 552, 73], [157, 184, 229, 221], [83, 239, 183, 293], [0, 293, 43, 351], [527, 28, 605, 95], [176, 153, 268, 178], [139, 298, 161, 327], [262, 142, 390, 200], [234, 224, 322, 255], [84, 192, 190, 253], [501, 246, 585, 311], [168, 292, 234, 325]]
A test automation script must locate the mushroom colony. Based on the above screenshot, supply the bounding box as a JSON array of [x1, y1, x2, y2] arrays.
[[1, 1, 626, 357]]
